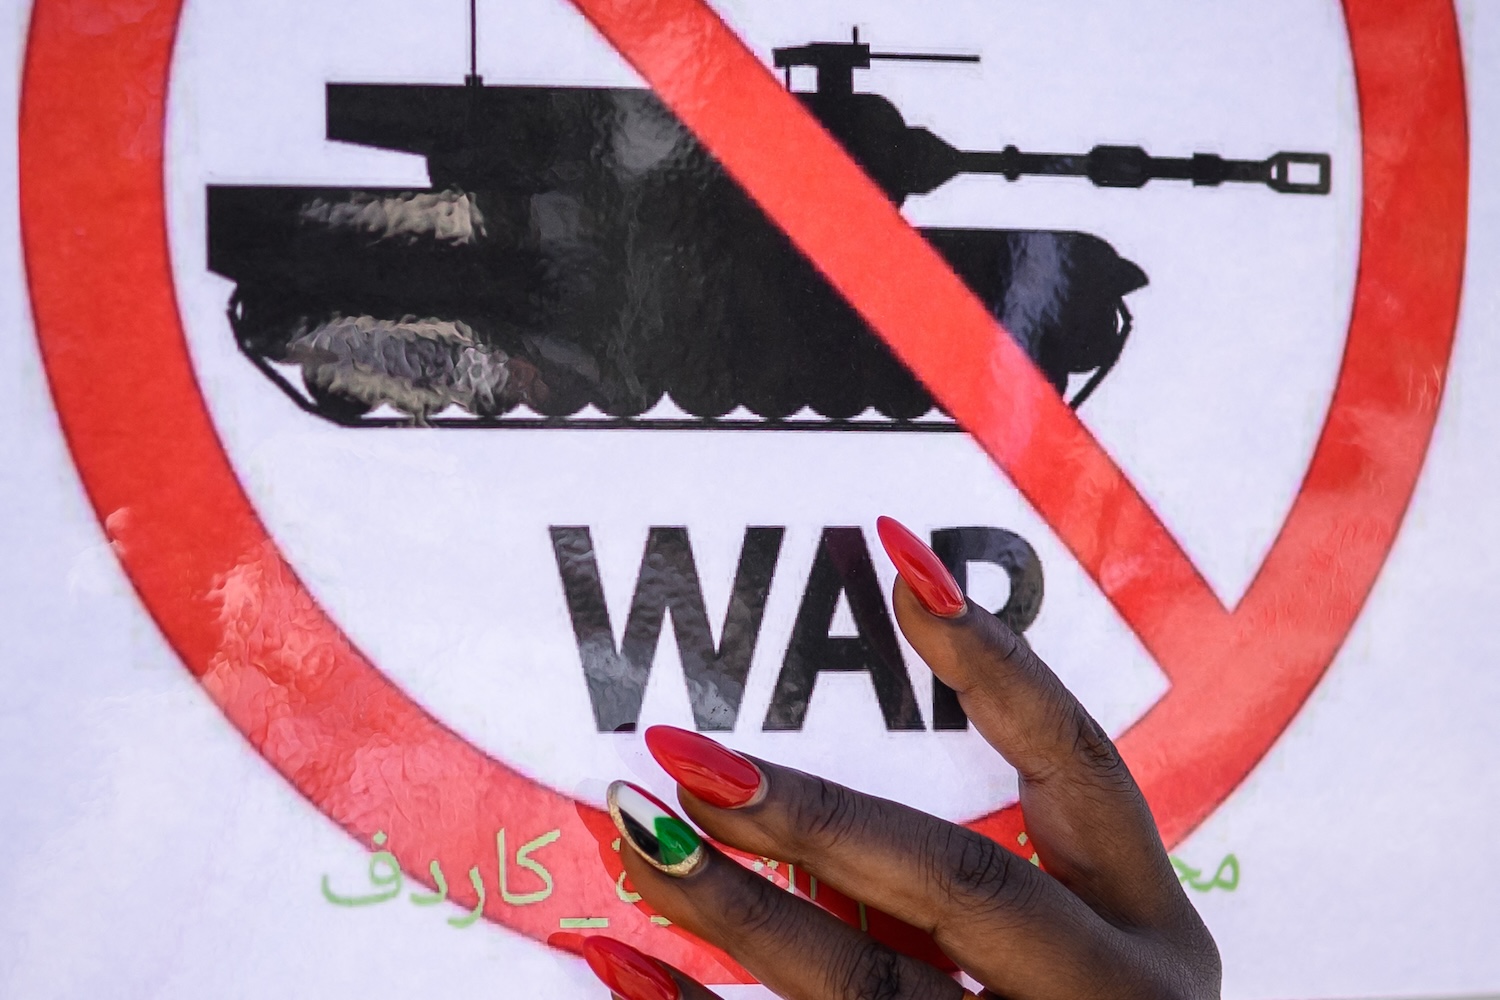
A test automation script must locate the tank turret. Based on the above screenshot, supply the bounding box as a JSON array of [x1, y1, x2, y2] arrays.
[[775, 29, 1330, 202]]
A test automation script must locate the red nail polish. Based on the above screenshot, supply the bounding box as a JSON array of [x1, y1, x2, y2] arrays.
[[645, 725, 764, 809], [581, 936, 680, 1000], [876, 516, 966, 618]]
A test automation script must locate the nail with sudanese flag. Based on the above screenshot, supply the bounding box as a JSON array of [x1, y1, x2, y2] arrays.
[[607, 780, 706, 877], [646, 725, 766, 809], [876, 515, 966, 618], [581, 935, 680, 1000]]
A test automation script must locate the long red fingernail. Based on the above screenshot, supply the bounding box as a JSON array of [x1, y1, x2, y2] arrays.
[[645, 725, 765, 809], [876, 516, 966, 618], [581, 936, 680, 1000]]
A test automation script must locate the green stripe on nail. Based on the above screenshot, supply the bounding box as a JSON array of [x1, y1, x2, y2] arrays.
[[652, 815, 701, 866], [609, 781, 704, 875]]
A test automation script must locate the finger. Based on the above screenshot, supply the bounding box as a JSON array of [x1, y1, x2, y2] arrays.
[[607, 781, 966, 1000], [581, 935, 722, 1000], [645, 728, 1125, 999], [877, 516, 1192, 930]]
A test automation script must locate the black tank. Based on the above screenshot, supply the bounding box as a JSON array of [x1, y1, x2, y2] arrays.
[[206, 30, 1329, 428]]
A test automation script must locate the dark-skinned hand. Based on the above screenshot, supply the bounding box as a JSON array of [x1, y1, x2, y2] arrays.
[[583, 516, 1220, 1000]]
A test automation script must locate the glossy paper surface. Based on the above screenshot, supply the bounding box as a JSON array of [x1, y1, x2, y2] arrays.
[[4, 1, 1498, 998]]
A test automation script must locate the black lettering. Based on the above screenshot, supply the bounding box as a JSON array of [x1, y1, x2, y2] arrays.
[[763, 527, 924, 731], [550, 526, 784, 733], [929, 527, 1044, 730]]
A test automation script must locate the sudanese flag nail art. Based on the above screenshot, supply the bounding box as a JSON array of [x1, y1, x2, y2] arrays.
[[607, 781, 706, 877]]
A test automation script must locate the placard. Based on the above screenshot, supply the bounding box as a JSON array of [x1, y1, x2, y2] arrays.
[[5, 1, 1498, 997]]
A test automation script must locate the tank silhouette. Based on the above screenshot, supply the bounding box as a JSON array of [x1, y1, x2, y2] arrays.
[[207, 28, 1331, 427]]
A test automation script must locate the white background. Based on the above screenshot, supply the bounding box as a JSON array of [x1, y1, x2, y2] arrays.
[[3, 1, 1498, 997], [165, 0, 1357, 819]]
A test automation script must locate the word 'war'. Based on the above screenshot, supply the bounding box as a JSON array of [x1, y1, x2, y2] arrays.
[[552, 524, 1044, 733]]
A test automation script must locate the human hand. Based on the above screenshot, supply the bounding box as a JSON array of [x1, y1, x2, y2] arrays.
[[582, 516, 1220, 1000]]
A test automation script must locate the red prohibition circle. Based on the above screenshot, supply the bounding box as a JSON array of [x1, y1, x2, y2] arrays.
[[19, 0, 1466, 985]]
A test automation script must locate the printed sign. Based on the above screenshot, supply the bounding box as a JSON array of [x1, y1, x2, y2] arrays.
[[16, 0, 1466, 988]]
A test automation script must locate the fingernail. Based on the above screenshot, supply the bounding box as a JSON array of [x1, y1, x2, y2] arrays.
[[607, 780, 706, 877], [876, 516, 965, 618], [581, 936, 680, 1000], [645, 725, 765, 809]]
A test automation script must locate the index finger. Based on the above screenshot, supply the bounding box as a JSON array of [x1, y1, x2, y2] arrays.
[[878, 517, 1189, 931]]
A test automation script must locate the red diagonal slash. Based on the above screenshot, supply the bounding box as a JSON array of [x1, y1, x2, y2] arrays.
[[565, 0, 1468, 846]]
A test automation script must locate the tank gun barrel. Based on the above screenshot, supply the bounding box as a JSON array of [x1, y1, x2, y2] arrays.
[[771, 30, 1332, 199], [868, 51, 981, 64], [958, 144, 1331, 195]]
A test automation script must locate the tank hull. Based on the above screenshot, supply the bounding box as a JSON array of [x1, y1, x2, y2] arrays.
[[206, 83, 1147, 426]]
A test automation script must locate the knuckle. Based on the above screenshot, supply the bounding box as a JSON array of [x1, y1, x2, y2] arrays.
[[996, 619, 1033, 663], [713, 869, 796, 940], [936, 827, 1007, 899], [1067, 705, 1135, 793], [785, 775, 868, 854], [927, 827, 1039, 922], [975, 612, 1036, 678], [1023, 696, 1136, 794], [830, 942, 909, 1000]]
